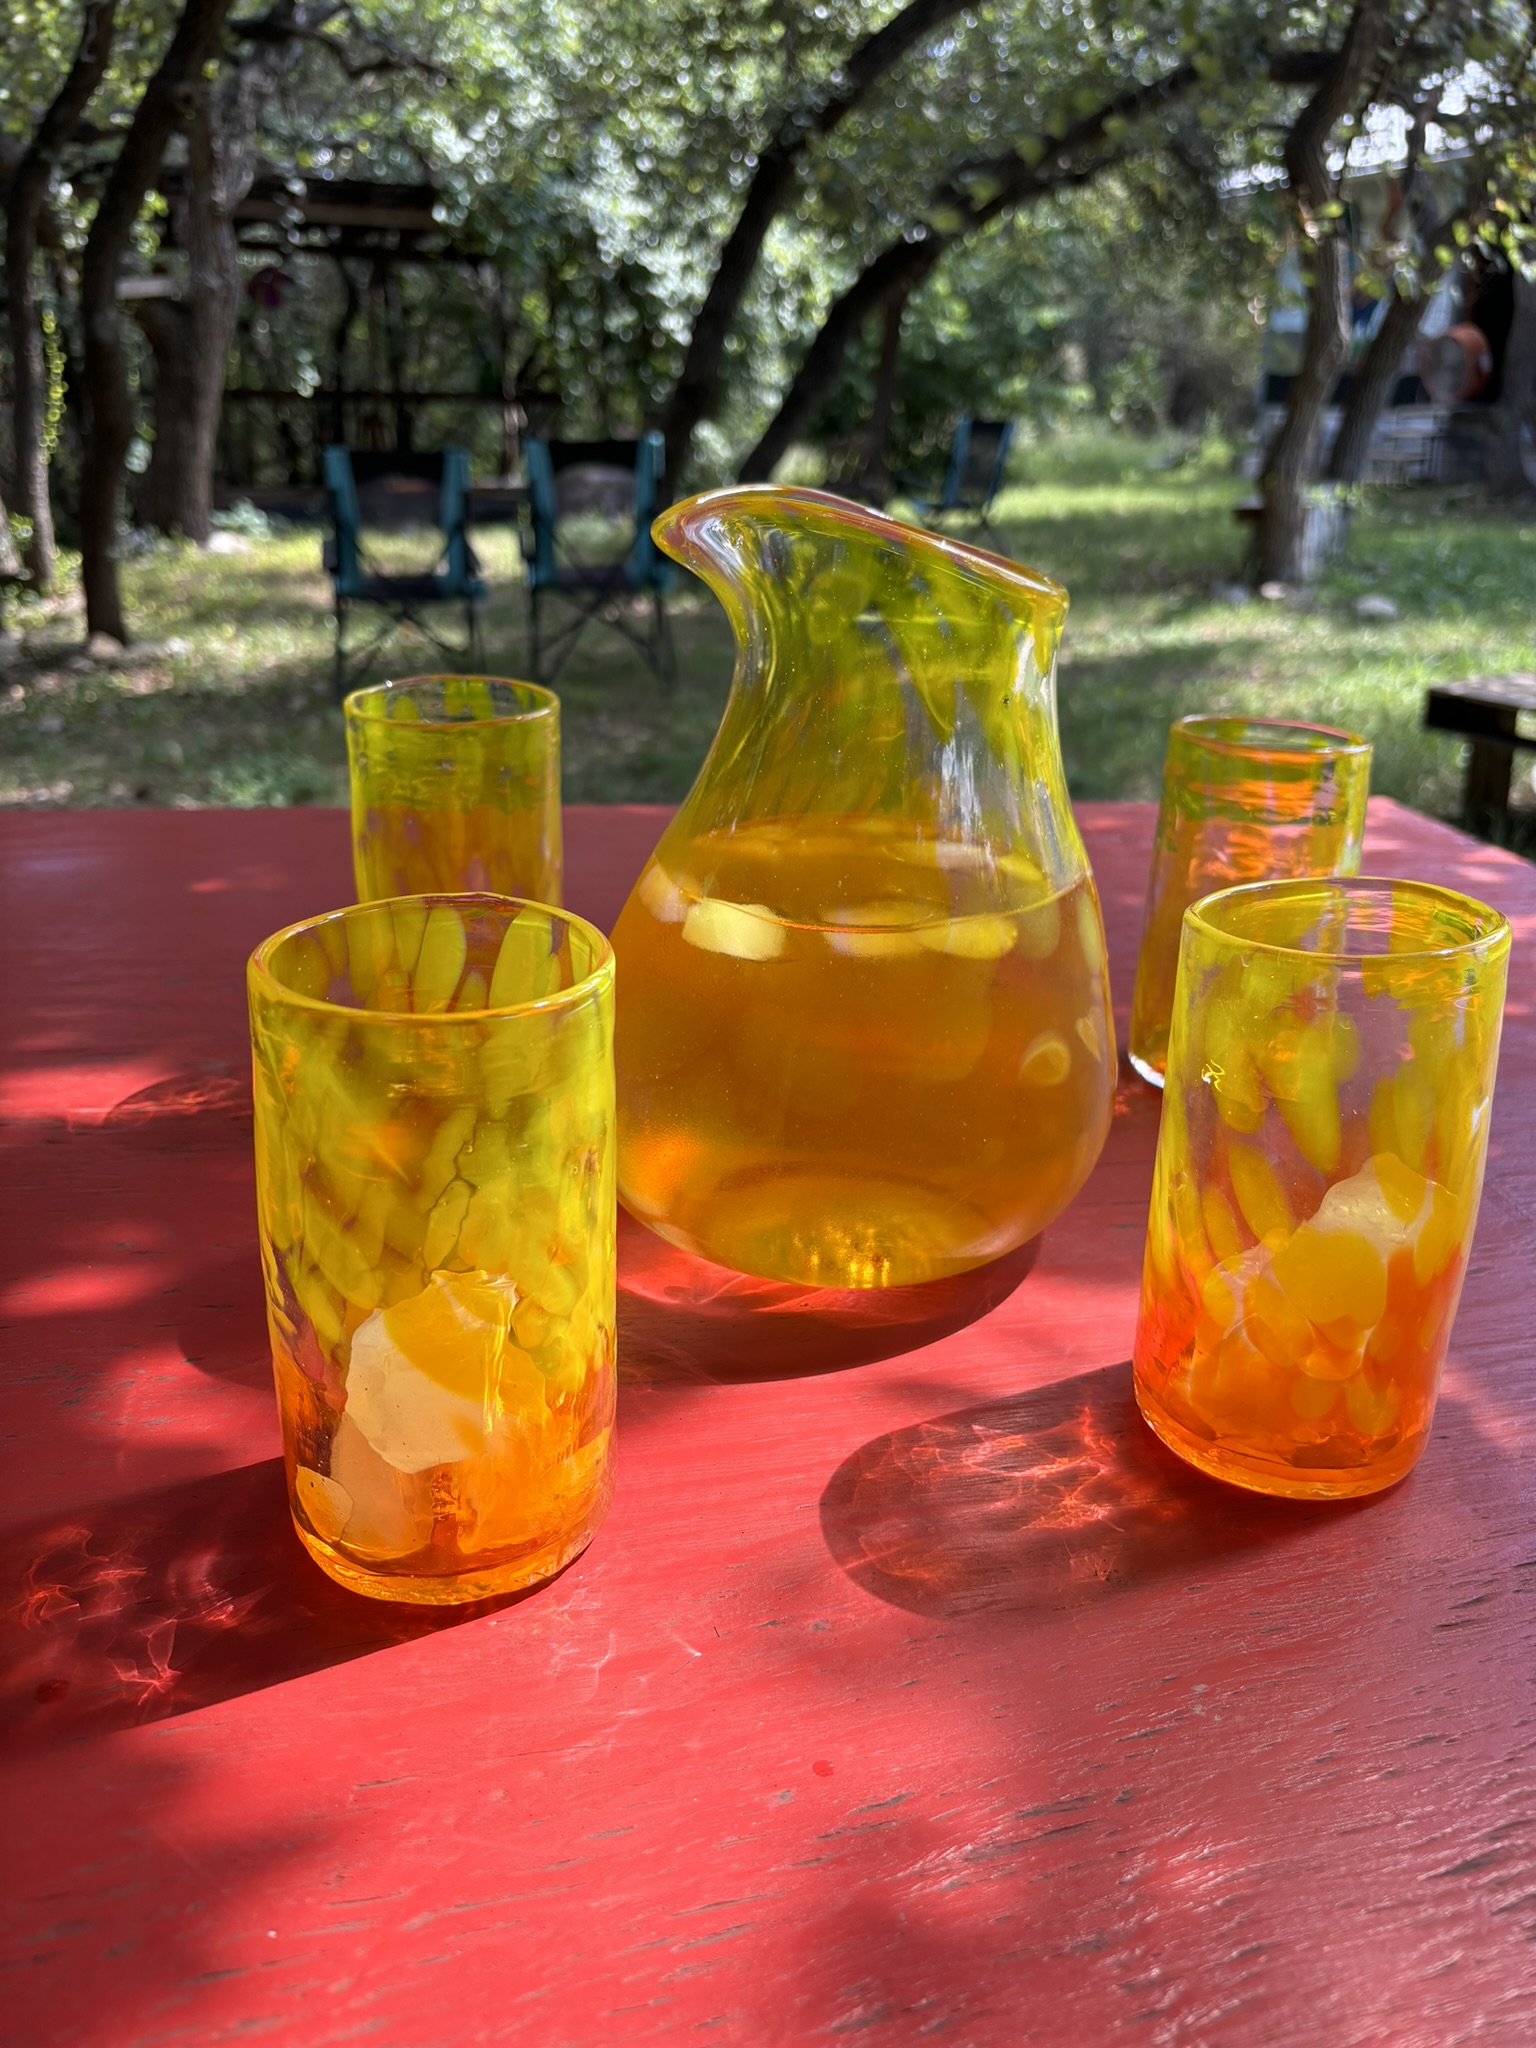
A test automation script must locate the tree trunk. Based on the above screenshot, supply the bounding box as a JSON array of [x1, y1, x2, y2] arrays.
[[384, 264, 412, 452], [79, 0, 239, 639], [851, 284, 911, 500], [658, 0, 968, 477], [742, 238, 944, 483], [132, 295, 198, 532], [138, 93, 240, 542], [1487, 271, 1536, 498], [330, 258, 360, 447], [1255, 250, 1349, 583], [78, 293, 141, 643], [146, 96, 241, 544], [4, 0, 118, 594], [1327, 285, 1431, 483], [1254, 0, 1391, 586], [137, 24, 298, 541]]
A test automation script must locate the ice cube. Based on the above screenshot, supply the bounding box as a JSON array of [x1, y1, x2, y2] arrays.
[[638, 864, 687, 923], [1019, 1031, 1072, 1087], [826, 903, 927, 959], [916, 915, 1016, 960], [328, 1413, 434, 1557], [295, 1465, 353, 1544], [1268, 1155, 1445, 1338], [343, 1268, 517, 1473], [1310, 1153, 1430, 1251], [346, 1317, 493, 1472], [681, 898, 787, 961]]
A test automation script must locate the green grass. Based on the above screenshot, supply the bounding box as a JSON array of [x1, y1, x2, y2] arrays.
[[5, 430, 1536, 834]]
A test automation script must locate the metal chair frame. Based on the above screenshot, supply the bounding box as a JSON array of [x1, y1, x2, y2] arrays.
[[323, 447, 487, 695], [897, 419, 1016, 544], [522, 434, 674, 688]]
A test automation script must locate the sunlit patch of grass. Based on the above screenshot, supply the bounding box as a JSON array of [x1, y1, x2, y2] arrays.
[[4, 438, 1535, 834]]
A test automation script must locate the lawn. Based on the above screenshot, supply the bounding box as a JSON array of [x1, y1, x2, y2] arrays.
[[5, 431, 1536, 833]]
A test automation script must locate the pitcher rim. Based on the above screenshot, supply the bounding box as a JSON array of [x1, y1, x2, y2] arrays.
[[653, 484, 1067, 620]]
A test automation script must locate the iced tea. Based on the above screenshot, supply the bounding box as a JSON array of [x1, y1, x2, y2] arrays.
[[1134, 876, 1508, 1498], [1129, 717, 1369, 1086], [345, 675, 562, 906], [249, 896, 614, 1602], [614, 814, 1116, 1287]]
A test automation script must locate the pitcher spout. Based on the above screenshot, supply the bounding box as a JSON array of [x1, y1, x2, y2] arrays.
[[653, 486, 1076, 869]]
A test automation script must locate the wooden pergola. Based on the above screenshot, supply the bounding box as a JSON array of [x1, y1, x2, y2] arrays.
[[150, 171, 556, 480]]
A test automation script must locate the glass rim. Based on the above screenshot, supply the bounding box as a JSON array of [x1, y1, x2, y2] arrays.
[[1170, 714, 1371, 763], [1187, 874, 1511, 963], [343, 675, 559, 728], [248, 891, 613, 1022]]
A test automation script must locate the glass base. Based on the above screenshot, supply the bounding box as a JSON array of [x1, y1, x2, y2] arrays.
[[622, 1165, 1075, 1289], [1128, 1051, 1166, 1089], [1136, 1393, 1424, 1501], [294, 1514, 598, 1605]]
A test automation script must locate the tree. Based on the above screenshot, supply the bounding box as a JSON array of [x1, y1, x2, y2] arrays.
[[79, 0, 240, 642], [4, 0, 119, 593], [1328, 56, 1536, 488], [132, 0, 443, 538], [657, 0, 971, 478], [846, 282, 912, 499], [130, 11, 301, 539], [739, 60, 1202, 482], [1253, 0, 1393, 585]]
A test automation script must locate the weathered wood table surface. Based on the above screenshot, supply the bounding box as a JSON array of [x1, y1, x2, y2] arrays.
[[3, 797, 1535, 2046]]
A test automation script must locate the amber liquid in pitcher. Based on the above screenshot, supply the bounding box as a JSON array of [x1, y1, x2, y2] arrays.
[[615, 814, 1114, 1288]]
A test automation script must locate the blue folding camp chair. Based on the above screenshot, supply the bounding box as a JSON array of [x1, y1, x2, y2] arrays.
[[522, 433, 673, 687], [322, 447, 487, 694], [897, 419, 1015, 543]]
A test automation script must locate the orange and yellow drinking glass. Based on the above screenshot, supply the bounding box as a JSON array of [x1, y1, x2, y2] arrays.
[[249, 893, 615, 1602], [1134, 876, 1509, 1499], [345, 675, 562, 906], [1129, 717, 1371, 1086]]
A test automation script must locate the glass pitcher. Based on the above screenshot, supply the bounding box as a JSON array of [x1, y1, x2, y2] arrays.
[[612, 487, 1114, 1289]]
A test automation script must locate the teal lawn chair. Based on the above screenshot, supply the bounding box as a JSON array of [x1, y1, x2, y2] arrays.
[[897, 419, 1015, 544], [322, 447, 487, 695], [523, 433, 673, 686]]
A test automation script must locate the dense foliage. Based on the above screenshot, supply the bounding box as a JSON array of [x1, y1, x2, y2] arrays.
[[2, 0, 1286, 517], [6, 0, 1536, 626]]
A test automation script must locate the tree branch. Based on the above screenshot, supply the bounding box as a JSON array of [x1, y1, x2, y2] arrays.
[[659, 0, 971, 472], [79, 0, 240, 639], [1284, 0, 1392, 216], [738, 59, 1204, 483], [1256, 0, 1395, 584], [229, 5, 448, 82]]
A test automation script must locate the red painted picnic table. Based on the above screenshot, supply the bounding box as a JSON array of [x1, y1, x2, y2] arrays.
[[3, 797, 1536, 2047]]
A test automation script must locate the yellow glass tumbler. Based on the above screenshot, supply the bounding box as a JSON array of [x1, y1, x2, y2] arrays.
[[1129, 717, 1371, 1086], [345, 675, 562, 906], [1134, 876, 1509, 1500], [248, 893, 615, 1603]]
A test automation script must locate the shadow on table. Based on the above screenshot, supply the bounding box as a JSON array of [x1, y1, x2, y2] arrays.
[[617, 1210, 1041, 1386], [0, 1458, 533, 1754], [821, 1361, 1374, 1620]]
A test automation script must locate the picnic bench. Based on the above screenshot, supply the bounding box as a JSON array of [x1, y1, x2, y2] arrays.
[[3, 797, 1535, 2042], [1424, 671, 1536, 827]]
